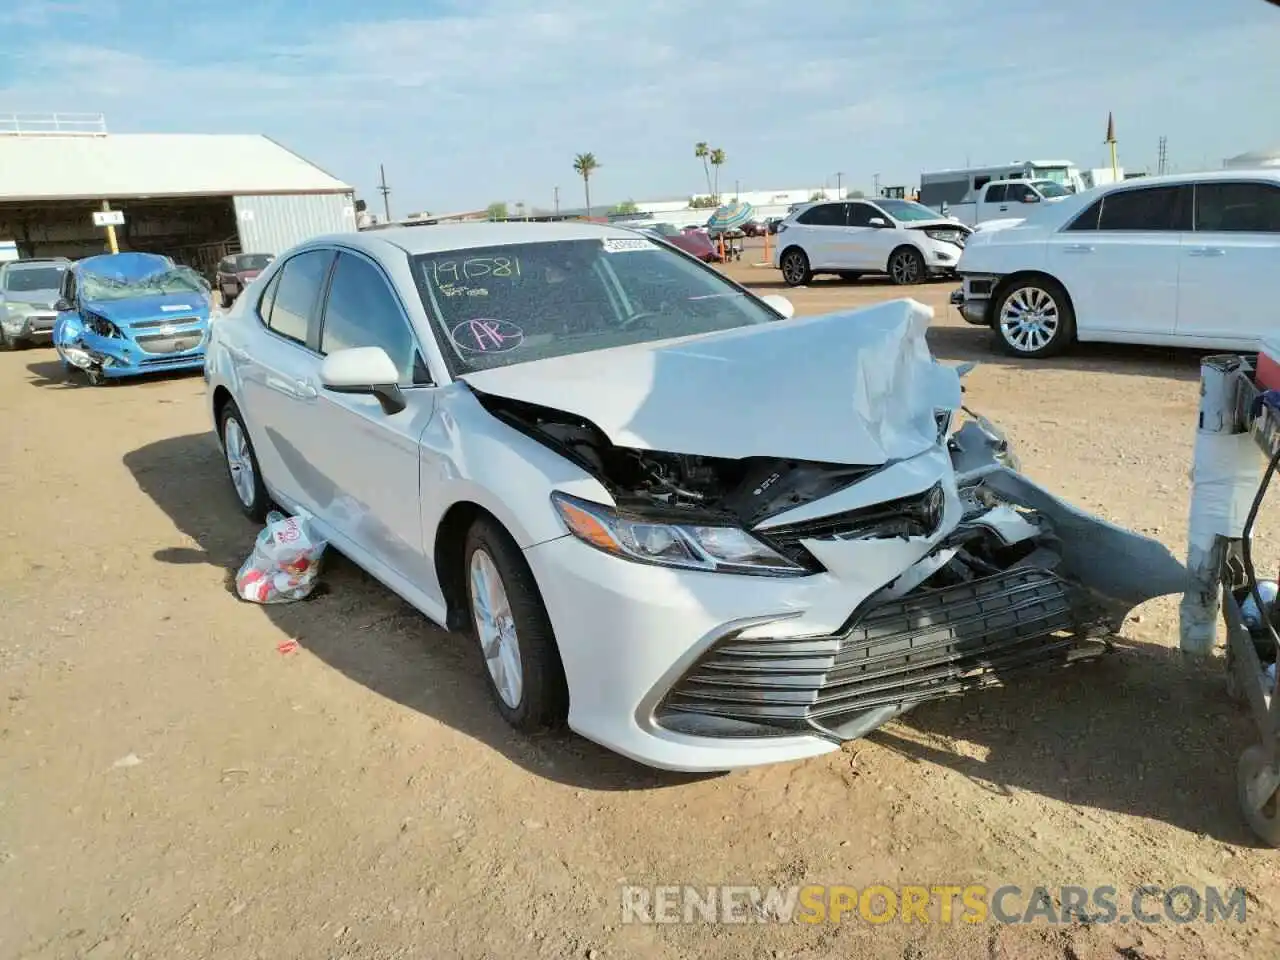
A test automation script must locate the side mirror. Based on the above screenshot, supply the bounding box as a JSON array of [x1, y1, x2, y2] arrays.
[[54, 298, 74, 312], [1022, 195, 1040, 204], [320, 346, 406, 415], [760, 293, 795, 319], [868, 217, 888, 227]]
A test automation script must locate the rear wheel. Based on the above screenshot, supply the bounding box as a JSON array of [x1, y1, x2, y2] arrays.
[[219, 288, 233, 309], [219, 400, 270, 521], [888, 246, 926, 285], [992, 277, 1076, 359], [464, 516, 568, 732], [780, 248, 812, 287]]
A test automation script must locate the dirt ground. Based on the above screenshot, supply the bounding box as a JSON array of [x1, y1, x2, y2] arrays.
[[2, 254, 1278, 960]]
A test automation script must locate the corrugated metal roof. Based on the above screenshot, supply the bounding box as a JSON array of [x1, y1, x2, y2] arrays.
[[0, 133, 350, 202]]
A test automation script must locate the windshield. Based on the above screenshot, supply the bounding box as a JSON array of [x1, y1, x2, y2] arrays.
[[1031, 166, 1072, 186], [232, 253, 273, 271], [411, 238, 779, 375], [4, 265, 65, 293], [1031, 179, 1071, 198], [875, 199, 944, 222], [79, 264, 208, 302]]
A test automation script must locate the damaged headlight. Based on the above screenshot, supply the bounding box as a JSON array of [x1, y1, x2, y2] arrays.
[[551, 492, 809, 577], [84, 311, 123, 338]]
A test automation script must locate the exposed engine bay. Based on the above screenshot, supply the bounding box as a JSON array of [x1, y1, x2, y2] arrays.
[[476, 390, 884, 527]]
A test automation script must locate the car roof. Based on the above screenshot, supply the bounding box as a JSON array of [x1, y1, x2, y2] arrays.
[[1095, 169, 1280, 190], [4, 257, 70, 268], [310, 221, 652, 259]]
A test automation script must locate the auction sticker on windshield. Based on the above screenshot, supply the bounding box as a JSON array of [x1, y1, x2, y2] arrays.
[[602, 237, 654, 253]]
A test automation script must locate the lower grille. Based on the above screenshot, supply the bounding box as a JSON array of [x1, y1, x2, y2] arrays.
[[138, 354, 204, 366], [657, 568, 1096, 739], [135, 330, 203, 354]]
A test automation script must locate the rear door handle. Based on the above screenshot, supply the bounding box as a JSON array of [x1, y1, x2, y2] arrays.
[[1187, 247, 1225, 257], [1062, 244, 1094, 253]]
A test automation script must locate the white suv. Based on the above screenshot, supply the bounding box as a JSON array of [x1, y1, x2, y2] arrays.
[[772, 198, 970, 287], [953, 170, 1280, 358]]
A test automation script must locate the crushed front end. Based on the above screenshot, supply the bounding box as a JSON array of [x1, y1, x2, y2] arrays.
[[54, 306, 210, 382]]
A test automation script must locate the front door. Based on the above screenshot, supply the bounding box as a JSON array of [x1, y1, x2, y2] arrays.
[[299, 249, 437, 588], [792, 202, 848, 268], [1045, 183, 1189, 337], [1175, 179, 1280, 347]]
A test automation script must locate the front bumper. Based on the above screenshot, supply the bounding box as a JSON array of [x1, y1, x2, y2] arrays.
[[56, 326, 209, 379], [921, 239, 964, 275], [2, 311, 58, 341], [524, 433, 1186, 772], [953, 274, 999, 325]]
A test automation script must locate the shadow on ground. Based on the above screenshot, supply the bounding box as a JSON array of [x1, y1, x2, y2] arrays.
[[124, 430, 713, 792], [25, 358, 206, 390], [125, 433, 1267, 839], [876, 640, 1266, 846]]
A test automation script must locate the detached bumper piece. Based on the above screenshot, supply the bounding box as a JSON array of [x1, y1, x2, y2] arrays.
[[657, 566, 1107, 741]]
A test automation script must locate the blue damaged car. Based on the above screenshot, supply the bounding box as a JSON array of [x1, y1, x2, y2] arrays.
[[52, 251, 213, 385]]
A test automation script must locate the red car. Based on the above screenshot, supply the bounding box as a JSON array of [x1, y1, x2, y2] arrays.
[[642, 223, 721, 262], [214, 252, 275, 308]]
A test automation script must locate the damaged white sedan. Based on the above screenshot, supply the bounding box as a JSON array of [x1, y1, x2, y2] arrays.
[[205, 222, 1187, 772]]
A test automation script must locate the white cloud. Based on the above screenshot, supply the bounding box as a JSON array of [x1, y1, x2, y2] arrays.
[[1, 0, 1278, 211]]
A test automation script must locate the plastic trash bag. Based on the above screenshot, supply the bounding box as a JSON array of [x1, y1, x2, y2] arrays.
[[235, 511, 328, 604]]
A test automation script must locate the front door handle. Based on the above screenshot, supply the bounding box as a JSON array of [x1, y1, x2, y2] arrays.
[[998, 205, 1008, 212], [295, 379, 318, 400], [1062, 244, 1094, 253], [1187, 247, 1225, 257]]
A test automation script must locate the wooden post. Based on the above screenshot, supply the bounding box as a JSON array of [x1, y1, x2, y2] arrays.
[[101, 199, 119, 254]]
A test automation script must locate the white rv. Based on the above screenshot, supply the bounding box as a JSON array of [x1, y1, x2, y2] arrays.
[[919, 160, 1085, 212]]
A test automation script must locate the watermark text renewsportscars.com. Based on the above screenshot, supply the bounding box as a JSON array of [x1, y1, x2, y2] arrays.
[[620, 884, 1248, 926]]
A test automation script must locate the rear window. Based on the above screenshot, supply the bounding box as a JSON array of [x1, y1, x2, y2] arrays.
[[4, 265, 65, 293]]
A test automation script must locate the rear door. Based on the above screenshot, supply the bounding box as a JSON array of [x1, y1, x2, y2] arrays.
[[236, 247, 336, 514], [1044, 183, 1189, 338], [1175, 179, 1280, 346], [302, 249, 438, 586], [791, 202, 848, 268]]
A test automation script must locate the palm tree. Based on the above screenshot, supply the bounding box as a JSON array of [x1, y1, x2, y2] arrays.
[[709, 148, 726, 201], [694, 142, 713, 198], [573, 152, 599, 218]]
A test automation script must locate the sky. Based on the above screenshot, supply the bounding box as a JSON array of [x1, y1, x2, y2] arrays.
[[1, 0, 1278, 216]]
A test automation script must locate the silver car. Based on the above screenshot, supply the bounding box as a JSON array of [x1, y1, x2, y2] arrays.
[[0, 257, 71, 350]]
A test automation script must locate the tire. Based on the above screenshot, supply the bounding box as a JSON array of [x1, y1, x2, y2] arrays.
[[0, 328, 11, 351], [1237, 744, 1280, 847], [780, 248, 812, 287], [219, 289, 233, 309], [991, 276, 1076, 359], [463, 516, 568, 732], [219, 400, 270, 522], [887, 246, 926, 286], [837, 271, 863, 283]]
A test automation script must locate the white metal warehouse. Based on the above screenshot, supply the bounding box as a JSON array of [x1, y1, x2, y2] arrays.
[[0, 114, 355, 273]]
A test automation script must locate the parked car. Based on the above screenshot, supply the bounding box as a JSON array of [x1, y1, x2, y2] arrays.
[[765, 217, 783, 235], [740, 220, 766, 237], [51, 252, 212, 385], [773, 198, 972, 286], [952, 170, 1280, 358], [204, 222, 1183, 771], [0, 257, 71, 350], [215, 252, 275, 307], [641, 222, 721, 261], [939, 178, 1073, 228]]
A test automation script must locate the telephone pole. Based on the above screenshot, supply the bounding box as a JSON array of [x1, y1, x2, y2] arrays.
[[835, 172, 844, 198], [553, 186, 560, 217], [872, 173, 880, 198], [378, 164, 392, 222], [1157, 136, 1168, 176]]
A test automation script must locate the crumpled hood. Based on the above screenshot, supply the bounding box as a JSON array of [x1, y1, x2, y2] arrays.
[[459, 298, 961, 465], [85, 293, 209, 326]]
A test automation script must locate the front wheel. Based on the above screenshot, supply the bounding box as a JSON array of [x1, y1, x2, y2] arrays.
[[1238, 744, 1280, 847], [780, 248, 812, 287], [0, 328, 19, 351], [888, 246, 926, 285], [992, 277, 1075, 359], [464, 517, 568, 732], [219, 289, 233, 309]]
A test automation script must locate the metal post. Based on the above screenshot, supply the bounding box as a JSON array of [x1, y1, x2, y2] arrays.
[[101, 199, 118, 254], [1180, 356, 1262, 654]]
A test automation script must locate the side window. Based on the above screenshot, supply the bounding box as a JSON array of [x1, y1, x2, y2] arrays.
[[1065, 199, 1103, 232], [257, 268, 282, 322], [846, 203, 877, 227], [797, 203, 846, 227], [973, 176, 991, 191], [267, 250, 333, 345], [1097, 185, 1190, 231], [984, 184, 1007, 203], [1195, 181, 1280, 233], [319, 252, 425, 384], [1005, 183, 1034, 203]]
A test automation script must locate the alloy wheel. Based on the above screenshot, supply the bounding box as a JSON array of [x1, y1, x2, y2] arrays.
[[469, 548, 524, 709], [223, 416, 257, 509], [998, 286, 1061, 354]]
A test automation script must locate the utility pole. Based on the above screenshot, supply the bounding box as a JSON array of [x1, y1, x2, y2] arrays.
[[378, 164, 392, 222], [553, 186, 560, 217], [872, 173, 880, 198], [1104, 112, 1118, 184], [835, 172, 844, 198], [735, 179, 740, 199], [1157, 136, 1168, 176]]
